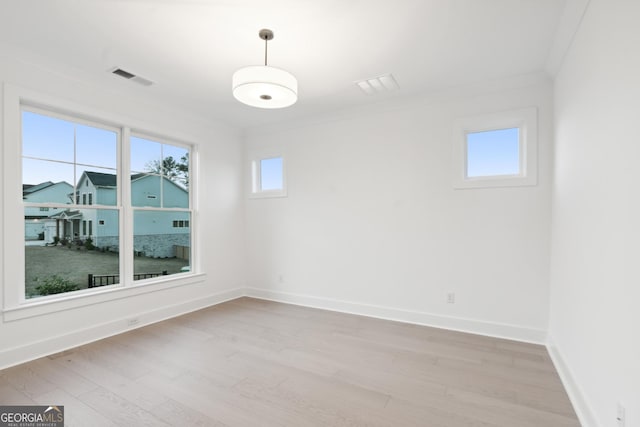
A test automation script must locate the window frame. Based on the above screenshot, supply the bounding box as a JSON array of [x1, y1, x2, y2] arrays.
[[248, 148, 287, 198], [452, 107, 538, 189], [2, 84, 201, 320]]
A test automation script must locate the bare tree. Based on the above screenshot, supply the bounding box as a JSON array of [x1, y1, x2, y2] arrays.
[[145, 153, 189, 188]]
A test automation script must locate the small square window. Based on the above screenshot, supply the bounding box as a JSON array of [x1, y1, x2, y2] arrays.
[[453, 107, 537, 189], [249, 152, 286, 198], [466, 128, 520, 178]]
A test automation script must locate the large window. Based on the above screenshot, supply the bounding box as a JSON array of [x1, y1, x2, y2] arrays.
[[20, 107, 194, 301], [452, 107, 538, 189]]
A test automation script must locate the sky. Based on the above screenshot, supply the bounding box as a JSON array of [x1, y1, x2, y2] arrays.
[[260, 157, 283, 190], [22, 111, 188, 189], [466, 127, 520, 177]]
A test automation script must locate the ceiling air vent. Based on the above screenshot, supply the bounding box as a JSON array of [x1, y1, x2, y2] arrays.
[[110, 67, 154, 86], [355, 73, 399, 95]]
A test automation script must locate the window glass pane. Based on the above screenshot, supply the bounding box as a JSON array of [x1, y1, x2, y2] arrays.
[[22, 111, 119, 207], [131, 173, 161, 207], [25, 208, 120, 299], [76, 124, 117, 169], [131, 137, 189, 208], [162, 145, 190, 188], [23, 159, 74, 204], [466, 128, 520, 177], [22, 111, 74, 162], [131, 136, 161, 174], [162, 177, 189, 208], [133, 210, 190, 281], [76, 166, 118, 206], [260, 157, 283, 191]]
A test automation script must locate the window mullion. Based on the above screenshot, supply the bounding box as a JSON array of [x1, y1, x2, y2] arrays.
[[121, 127, 133, 287]]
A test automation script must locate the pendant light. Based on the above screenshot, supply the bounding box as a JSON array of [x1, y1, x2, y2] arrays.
[[232, 29, 298, 109]]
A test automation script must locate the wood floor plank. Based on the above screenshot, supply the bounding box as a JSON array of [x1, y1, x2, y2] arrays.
[[52, 347, 169, 412], [0, 297, 579, 426], [33, 388, 117, 427], [28, 358, 98, 398], [78, 386, 170, 427], [0, 363, 58, 399], [0, 382, 37, 405]]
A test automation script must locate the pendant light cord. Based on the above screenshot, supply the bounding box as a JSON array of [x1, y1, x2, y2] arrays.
[[264, 36, 268, 66]]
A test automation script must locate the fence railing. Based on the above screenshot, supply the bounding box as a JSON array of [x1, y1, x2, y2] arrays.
[[88, 271, 168, 288]]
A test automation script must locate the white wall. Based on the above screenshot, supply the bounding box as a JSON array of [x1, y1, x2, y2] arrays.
[[549, 0, 640, 426], [244, 78, 554, 343], [0, 46, 246, 368]]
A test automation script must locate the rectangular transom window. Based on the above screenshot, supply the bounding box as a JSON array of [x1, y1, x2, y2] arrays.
[[249, 151, 287, 198], [453, 107, 537, 189]]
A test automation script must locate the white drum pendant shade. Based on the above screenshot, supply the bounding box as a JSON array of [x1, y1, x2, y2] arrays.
[[232, 65, 298, 109]]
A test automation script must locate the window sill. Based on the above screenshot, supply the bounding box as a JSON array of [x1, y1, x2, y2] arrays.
[[2, 273, 206, 322], [249, 191, 288, 199], [453, 174, 537, 189]]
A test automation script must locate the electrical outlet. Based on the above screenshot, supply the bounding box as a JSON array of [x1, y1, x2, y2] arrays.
[[617, 402, 625, 427], [446, 292, 455, 304], [127, 318, 140, 327]]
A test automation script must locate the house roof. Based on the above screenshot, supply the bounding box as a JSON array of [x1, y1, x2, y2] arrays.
[[23, 181, 73, 198], [83, 171, 186, 193], [23, 181, 54, 195], [49, 209, 82, 220], [84, 171, 145, 187]]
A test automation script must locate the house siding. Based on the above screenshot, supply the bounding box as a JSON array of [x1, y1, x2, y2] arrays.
[[23, 182, 73, 240]]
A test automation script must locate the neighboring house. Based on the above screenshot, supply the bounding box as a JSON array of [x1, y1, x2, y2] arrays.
[[23, 181, 73, 240], [45, 171, 189, 258]]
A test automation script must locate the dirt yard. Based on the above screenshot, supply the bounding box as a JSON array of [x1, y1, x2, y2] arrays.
[[25, 245, 189, 297]]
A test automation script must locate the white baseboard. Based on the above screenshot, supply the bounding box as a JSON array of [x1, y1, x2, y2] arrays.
[[0, 287, 244, 370], [245, 287, 547, 344], [547, 338, 599, 427]]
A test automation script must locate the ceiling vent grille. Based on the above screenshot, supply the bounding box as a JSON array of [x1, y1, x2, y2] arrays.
[[111, 67, 154, 86], [355, 73, 399, 95]]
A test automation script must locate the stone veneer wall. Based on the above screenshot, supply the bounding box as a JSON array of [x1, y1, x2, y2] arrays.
[[95, 234, 189, 258]]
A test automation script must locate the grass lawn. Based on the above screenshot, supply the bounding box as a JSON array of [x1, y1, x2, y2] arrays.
[[25, 245, 189, 298]]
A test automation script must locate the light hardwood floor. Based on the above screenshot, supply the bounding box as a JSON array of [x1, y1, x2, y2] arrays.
[[0, 297, 579, 426]]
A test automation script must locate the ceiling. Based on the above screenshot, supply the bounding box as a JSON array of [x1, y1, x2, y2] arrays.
[[0, 0, 570, 129]]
